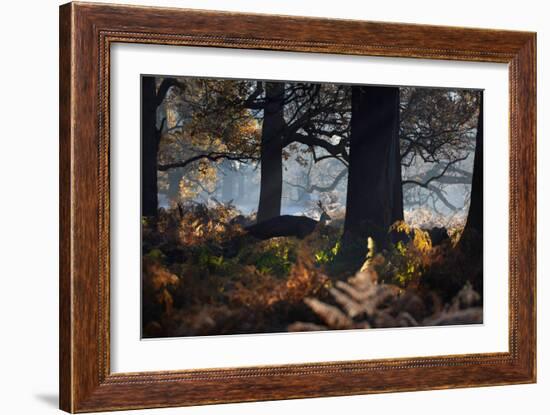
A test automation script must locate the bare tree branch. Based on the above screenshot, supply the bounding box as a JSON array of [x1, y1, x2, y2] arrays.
[[158, 152, 259, 171], [286, 167, 347, 193], [402, 155, 469, 188]]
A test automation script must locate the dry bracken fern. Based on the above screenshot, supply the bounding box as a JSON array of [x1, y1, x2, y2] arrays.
[[289, 263, 482, 332]]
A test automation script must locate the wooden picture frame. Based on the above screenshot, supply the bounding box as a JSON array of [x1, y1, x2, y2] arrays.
[[59, 2, 536, 412]]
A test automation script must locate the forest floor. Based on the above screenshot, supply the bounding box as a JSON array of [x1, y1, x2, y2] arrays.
[[142, 204, 483, 338]]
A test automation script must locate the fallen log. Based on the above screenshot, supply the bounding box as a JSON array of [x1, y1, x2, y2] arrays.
[[245, 215, 320, 240]]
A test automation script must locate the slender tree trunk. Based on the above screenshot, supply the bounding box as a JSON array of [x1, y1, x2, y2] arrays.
[[463, 93, 483, 237], [343, 85, 403, 246], [237, 170, 245, 202], [142, 77, 160, 217], [166, 168, 182, 206], [257, 82, 285, 222], [222, 162, 234, 202], [456, 93, 484, 293], [298, 170, 311, 202]]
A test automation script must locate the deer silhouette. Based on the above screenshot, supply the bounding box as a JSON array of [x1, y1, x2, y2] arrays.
[[245, 200, 331, 240]]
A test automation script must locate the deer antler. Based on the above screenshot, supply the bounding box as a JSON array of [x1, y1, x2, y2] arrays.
[[317, 200, 325, 212]]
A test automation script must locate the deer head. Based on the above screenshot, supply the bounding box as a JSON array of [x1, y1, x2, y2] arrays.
[[317, 200, 332, 225]]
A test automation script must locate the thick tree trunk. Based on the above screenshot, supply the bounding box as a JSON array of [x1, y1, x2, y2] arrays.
[[142, 77, 160, 217], [343, 85, 403, 246], [257, 82, 285, 222], [464, 93, 483, 237]]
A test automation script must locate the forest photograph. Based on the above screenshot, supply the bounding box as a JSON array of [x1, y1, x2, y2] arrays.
[[141, 75, 484, 338]]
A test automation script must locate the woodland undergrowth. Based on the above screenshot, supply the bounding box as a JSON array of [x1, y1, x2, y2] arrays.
[[142, 204, 483, 337]]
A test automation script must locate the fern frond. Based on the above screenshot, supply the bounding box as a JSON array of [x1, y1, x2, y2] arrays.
[[303, 297, 353, 329]]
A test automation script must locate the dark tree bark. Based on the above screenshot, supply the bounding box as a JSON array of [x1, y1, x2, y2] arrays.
[[463, 93, 483, 237], [142, 76, 161, 217], [141, 77, 182, 216], [343, 86, 403, 246], [257, 82, 285, 222]]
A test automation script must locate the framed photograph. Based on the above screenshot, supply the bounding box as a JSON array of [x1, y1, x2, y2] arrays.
[[59, 2, 536, 412]]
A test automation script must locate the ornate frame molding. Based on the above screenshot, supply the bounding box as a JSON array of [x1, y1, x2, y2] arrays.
[[60, 2, 536, 412]]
